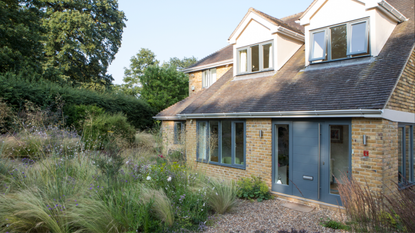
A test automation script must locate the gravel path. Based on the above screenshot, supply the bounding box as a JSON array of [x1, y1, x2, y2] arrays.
[[205, 199, 347, 233]]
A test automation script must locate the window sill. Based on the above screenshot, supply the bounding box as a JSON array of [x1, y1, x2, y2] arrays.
[[303, 55, 373, 72], [236, 69, 274, 77], [398, 182, 415, 190], [234, 69, 276, 81], [196, 159, 246, 170]]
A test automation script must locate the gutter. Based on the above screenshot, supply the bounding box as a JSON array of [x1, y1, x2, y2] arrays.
[[182, 59, 233, 73], [378, 1, 407, 23], [173, 109, 383, 119], [274, 27, 305, 42]]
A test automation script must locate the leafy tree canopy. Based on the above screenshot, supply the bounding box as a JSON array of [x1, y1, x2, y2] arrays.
[[140, 65, 189, 113], [162, 56, 197, 70], [0, 0, 45, 75], [41, 0, 126, 87], [0, 0, 126, 89]]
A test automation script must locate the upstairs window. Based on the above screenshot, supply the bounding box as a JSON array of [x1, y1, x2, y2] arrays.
[[202, 68, 216, 88], [309, 19, 369, 62], [237, 41, 273, 74]]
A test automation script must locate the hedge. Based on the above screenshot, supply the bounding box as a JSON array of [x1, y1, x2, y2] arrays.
[[0, 73, 155, 130]]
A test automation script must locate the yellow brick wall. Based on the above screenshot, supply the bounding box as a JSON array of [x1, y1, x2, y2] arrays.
[[351, 118, 398, 194], [161, 121, 185, 155], [188, 65, 233, 96], [386, 48, 415, 113], [185, 119, 273, 187]]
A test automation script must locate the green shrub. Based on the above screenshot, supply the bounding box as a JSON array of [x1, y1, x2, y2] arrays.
[[237, 175, 273, 202], [0, 73, 155, 130], [66, 104, 105, 131], [204, 178, 239, 214], [82, 112, 136, 149], [321, 218, 351, 231]]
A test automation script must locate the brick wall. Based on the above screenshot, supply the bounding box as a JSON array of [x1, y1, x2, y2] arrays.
[[185, 118, 273, 187], [351, 118, 398, 194], [386, 48, 415, 113], [161, 121, 185, 155], [188, 65, 233, 96]]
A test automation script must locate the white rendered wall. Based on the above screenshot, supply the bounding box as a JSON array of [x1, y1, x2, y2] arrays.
[[236, 19, 273, 47], [276, 34, 303, 70], [302, 0, 397, 66]]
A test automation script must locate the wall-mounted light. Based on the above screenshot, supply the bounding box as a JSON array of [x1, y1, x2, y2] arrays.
[[259, 130, 263, 138], [191, 86, 195, 91], [363, 135, 367, 146]]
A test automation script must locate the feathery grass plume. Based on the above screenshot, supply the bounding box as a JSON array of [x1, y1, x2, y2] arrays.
[[204, 177, 239, 214], [66, 197, 119, 233], [337, 175, 393, 232], [384, 183, 415, 232], [140, 187, 174, 227], [0, 188, 68, 233]]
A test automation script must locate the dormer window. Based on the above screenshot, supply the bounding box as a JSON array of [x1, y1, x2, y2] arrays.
[[309, 19, 369, 62], [237, 41, 273, 74], [202, 68, 216, 88]]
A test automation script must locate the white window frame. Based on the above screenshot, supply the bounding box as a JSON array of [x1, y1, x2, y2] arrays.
[[202, 68, 216, 88], [309, 18, 369, 62], [237, 40, 274, 75]]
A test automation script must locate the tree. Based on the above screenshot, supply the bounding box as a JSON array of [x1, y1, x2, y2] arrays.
[[162, 56, 197, 70], [0, 0, 45, 75], [140, 65, 188, 113], [122, 48, 159, 96], [40, 0, 126, 87]]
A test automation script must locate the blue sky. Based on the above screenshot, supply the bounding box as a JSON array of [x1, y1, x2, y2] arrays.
[[107, 0, 314, 84]]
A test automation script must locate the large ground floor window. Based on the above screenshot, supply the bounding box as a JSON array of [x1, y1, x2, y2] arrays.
[[398, 124, 414, 186], [197, 120, 245, 168]]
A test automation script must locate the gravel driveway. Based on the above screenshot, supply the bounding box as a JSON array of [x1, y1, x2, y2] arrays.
[[205, 199, 346, 233]]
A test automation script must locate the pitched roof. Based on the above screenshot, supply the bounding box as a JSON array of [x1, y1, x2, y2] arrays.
[[184, 45, 233, 70], [280, 12, 304, 33], [250, 8, 304, 35], [157, 0, 414, 117]]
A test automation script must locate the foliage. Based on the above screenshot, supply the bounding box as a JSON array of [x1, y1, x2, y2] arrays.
[[321, 218, 350, 231], [66, 104, 105, 131], [140, 65, 189, 113], [0, 0, 45, 76], [204, 178, 239, 214], [337, 175, 413, 232], [0, 73, 155, 129], [162, 56, 198, 70], [82, 112, 136, 149], [0, 98, 13, 133], [122, 48, 159, 97], [237, 175, 273, 202]]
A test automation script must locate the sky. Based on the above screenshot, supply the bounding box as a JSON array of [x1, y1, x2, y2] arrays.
[[107, 0, 314, 84]]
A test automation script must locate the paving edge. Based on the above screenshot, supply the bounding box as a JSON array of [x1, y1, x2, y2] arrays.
[[271, 191, 345, 212]]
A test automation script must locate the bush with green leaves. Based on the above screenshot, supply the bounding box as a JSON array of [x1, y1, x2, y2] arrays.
[[237, 175, 273, 202], [0, 73, 155, 130]]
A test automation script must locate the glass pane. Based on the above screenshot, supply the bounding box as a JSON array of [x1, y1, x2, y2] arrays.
[[413, 127, 415, 182], [263, 44, 272, 69], [235, 123, 244, 165], [350, 22, 367, 54], [209, 69, 216, 87], [276, 125, 289, 185], [398, 127, 403, 183], [239, 50, 247, 73], [312, 31, 325, 59], [222, 121, 232, 164], [331, 24, 347, 60], [330, 125, 350, 194], [405, 126, 410, 182], [202, 70, 208, 88], [251, 45, 259, 72], [209, 121, 219, 162], [176, 123, 182, 143], [198, 122, 207, 160]]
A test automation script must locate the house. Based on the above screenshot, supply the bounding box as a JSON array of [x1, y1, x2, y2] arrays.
[[155, 0, 415, 207]]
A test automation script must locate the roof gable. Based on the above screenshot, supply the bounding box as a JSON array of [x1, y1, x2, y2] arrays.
[[228, 8, 304, 44]]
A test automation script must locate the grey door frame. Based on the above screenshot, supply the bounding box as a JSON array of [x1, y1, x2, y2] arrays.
[[271, 118, 352, 205]]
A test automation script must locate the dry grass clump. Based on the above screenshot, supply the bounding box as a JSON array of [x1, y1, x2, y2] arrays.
[[135, 131, 157, 150], [384, 185, 415, 232], [204, 177, 239, 214], [140, 187, 174, 227]]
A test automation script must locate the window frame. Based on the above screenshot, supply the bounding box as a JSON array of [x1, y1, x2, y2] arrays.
[[398, 124, 415, 188], [174, 121, 185, 144], [237, 40, 274, 75], [202, 68, 217, 89], [196, 120, 246, 169], [309, 18, 370, 63]]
